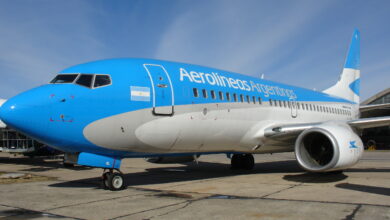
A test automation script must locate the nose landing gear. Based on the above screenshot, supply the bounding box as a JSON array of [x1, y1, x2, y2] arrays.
[[102, 169, 125, 191], [231, 154, 255, 170]]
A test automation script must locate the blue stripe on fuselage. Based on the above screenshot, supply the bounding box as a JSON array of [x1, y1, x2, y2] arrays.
[[60, 58, 354, 106]]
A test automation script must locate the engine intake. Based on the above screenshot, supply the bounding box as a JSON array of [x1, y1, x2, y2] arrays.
[[295, 122, 363, 172]]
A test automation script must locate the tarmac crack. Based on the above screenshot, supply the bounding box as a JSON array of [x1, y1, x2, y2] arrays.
[[109, 200, 191, 220], [0, 203, 83, 220], [42, 191, 154, 212], [148, 200, 193, 219], [261, 183, 303, 198], [342, 204, 362, 220]]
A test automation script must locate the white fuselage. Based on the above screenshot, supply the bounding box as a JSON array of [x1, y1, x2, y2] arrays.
[[83, 100, 356, 154]]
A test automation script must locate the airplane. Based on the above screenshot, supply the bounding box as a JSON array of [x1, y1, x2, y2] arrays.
[[0, 99, 6, 128], [1, 29, 389, 191]]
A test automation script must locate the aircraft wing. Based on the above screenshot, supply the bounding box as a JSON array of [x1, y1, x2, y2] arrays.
[[360, 103, 390, 118], [360, 103, 390, 112], [264, 116, 390, 139]]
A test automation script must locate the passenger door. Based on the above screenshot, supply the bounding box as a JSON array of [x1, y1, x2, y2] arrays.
[[143, 64, 174, 115]]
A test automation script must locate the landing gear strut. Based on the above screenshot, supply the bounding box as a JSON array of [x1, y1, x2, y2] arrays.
[[102, 169, 125, 191], [231, 154, 255, 170]]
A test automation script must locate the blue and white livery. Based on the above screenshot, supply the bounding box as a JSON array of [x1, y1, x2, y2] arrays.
[[1, 29, 389, 190]]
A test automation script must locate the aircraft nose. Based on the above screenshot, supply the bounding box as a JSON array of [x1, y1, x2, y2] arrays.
[[0, 98, 32, 131], [0, 90, 50, 138]]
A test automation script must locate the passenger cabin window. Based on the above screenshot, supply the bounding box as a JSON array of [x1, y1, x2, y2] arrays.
[[94, 75, 111, 88], [233, 94, 238, 102], [240, 95, 244, 103], [211, 90, 216, 99], [226, 93, 231, 101], [202, 89, 208, 98], [76, 74, 94, 88], [219, 91, 224, 100], [258, 97, 262, 104], [193, 88, 199, 97], [50, 74, 79, 84], [246, 95, 250, 103]]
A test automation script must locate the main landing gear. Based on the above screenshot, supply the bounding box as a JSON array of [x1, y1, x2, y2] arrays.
[[231, 154, 255, 170], [102, 169, 125, 191]]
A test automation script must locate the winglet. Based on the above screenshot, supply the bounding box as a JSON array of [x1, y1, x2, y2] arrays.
[[344, 29, 360, 70]]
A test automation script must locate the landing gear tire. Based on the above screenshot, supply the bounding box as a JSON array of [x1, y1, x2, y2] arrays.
[[231, 154, 242, 170], [63, 162, 74, 168], [102, 172, 110, 190], [241, 154, 255, 170], [107, 172, 125, 191], [231, 154, 255, 170]]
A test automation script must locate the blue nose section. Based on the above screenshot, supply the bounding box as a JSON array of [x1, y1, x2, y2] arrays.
[[0, 87, 51, 142], [0, 96, 38, 133]]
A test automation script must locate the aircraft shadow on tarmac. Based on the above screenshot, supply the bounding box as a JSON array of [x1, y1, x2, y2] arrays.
[[0, 156, 93, 172], [47, 160, 372, 189], [336, 183, 390, 196], [48, 160, 302, 189]]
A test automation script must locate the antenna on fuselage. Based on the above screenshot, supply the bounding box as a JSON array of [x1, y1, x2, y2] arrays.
[[261, 74, 265, 79]]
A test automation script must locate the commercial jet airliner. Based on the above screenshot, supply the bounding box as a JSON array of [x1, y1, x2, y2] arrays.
[[1, 29, 389, 190]]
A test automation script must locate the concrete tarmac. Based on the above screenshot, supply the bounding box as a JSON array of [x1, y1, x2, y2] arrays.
[[0, 151, 389, 220]]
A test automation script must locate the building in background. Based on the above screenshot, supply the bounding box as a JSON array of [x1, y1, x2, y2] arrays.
[[361, 88, 390, 149]]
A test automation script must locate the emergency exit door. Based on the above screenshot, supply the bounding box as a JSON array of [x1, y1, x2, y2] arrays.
[[290, 98, 298, 118], [143, 64, 174, 115]]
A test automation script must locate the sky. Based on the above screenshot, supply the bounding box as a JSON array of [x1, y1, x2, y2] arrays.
[[0, 0, 389, 101]]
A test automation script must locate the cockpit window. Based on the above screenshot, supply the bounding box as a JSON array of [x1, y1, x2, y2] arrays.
[[50, 74, 78, 84], [76, 74, 94, 88], [94, 75, 111, 88], [50, 73, 112, 89]]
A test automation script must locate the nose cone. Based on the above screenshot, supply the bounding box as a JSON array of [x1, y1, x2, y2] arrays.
[[0, 99, 27, 129], [0, 87, 50, 140], [0, 99, 7, 128]]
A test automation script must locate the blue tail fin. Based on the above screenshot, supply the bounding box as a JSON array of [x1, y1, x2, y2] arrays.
[[324, 29, 360, 103]]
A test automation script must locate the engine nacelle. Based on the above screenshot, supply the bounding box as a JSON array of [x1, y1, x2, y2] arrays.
[[295, 122, 363, 172], [145, 155, 199, 164]]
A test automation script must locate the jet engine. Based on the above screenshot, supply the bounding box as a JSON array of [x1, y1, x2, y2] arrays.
[[295, 122, 363, 172], [145, 155, 199, 164]]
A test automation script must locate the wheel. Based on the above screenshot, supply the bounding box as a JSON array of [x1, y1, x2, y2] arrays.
[[63, 162, 74, 168], [241, 154, 255, 170], [102, 172, 110, 190], [107, 173, 125, 191], [231, 154, 243, 169]]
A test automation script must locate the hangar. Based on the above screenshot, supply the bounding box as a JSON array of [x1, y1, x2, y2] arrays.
[[361, 88, 390, 149]]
